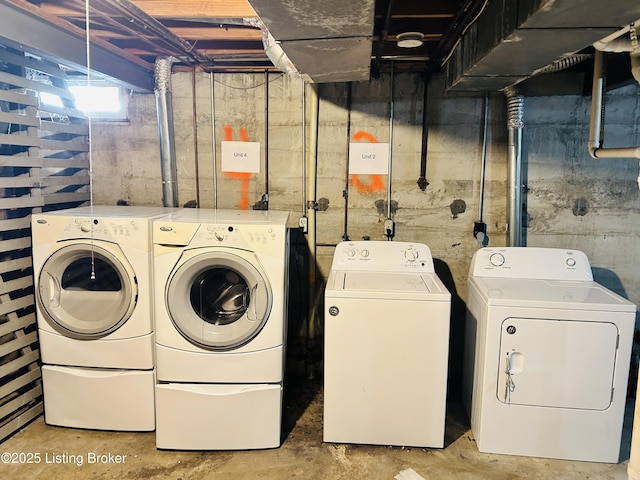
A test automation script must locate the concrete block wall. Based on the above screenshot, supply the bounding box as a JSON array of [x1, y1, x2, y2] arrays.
[[90, 71, 640, 326]]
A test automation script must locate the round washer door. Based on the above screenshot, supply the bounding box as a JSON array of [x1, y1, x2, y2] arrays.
[[166, 249, 272, 351], [37, 242, 138, 339]]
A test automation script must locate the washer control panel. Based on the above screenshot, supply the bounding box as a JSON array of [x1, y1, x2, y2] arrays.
[[331, 241, 435, 272], [470, 247, 593, 281]]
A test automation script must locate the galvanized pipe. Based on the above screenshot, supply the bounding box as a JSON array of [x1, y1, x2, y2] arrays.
[[155, 57, 179, 208]]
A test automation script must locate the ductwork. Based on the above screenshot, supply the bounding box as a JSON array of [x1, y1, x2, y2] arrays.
[[505, 87, 524, 247], [445, 0, 640, 92], [244, 17, 309, 81], [155, 57, 179, 208], [246, 0, 375, 83]]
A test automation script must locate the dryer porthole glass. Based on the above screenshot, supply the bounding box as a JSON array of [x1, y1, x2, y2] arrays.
[[37, 243, 137, 339]]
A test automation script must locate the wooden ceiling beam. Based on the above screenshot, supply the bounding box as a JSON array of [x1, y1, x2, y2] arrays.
[[167, 27, 261, 41], [129, 0, 257, 19]]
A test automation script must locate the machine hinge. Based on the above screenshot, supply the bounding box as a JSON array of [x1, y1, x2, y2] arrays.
[[616, 334, 620, 349], [611, 387, 615, 404]]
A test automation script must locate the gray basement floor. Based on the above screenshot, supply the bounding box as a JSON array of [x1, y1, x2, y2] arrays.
[[1, 376, 634, 480]]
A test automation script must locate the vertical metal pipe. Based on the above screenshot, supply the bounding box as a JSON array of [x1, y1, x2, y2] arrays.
[[385, 64, 396, 240], [301, 81, 307, 217], [264, 70, 269, 204], [418, 71, 430, 191], [478, 93, 490, 221], [155, 57, 179, 208], [306, 84, 319, 342], [343, 82, 352, 241], [210, 73, 218, 208], [387, 66, 394, 220], [505, 88, 524, 247], [191, 66, 200, 207]]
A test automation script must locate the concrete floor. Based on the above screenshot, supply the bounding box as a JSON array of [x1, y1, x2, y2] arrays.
[[0, 375, 633, 480]]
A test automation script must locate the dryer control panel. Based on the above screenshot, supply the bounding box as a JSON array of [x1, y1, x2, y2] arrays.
[[331, 241, 435, 272], [470, 247, 593, 281]]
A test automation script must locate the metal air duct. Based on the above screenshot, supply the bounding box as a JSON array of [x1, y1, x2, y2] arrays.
[[155, 57, 179, 208]]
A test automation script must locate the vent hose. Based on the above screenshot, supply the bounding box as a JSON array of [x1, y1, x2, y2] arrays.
[[155, 57, 179, 207]]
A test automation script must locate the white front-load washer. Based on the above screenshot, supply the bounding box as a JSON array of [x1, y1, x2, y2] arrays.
[[463, 247, 636, 463], [152, 208, 289, 450], [31, 205, 176, 431], [323, 241, 451, 448]]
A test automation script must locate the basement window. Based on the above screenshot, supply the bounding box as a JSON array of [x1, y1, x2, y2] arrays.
[[40, 78, 130, 122]]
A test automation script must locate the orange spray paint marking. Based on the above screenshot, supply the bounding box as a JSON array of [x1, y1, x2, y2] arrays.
[[223, 125, 251, 210], [350, 130, 385, 193]]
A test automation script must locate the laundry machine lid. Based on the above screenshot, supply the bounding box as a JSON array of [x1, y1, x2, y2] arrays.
[[37, 242, 137, 338], [470, 276, 635, 312], [326, 271, 450, 301], [165, 249, 272, 350]]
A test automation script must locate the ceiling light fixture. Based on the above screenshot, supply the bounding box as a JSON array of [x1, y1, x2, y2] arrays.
[[396, 32, 424, 49]]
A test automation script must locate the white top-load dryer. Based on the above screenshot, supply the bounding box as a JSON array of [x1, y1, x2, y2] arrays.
[[463, 247, 636, 463], [324, 241, 451, 448]]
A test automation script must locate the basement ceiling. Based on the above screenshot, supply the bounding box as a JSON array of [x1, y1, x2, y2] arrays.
[[0, 0, 639, 92]]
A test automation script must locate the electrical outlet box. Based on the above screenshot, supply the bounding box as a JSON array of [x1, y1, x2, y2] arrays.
[[383, 218, 395, 238], [299, 216, 308, 233]]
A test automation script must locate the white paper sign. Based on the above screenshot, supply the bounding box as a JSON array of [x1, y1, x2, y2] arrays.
[[348, 142, 389, 174], [221, 141, 261, 173]]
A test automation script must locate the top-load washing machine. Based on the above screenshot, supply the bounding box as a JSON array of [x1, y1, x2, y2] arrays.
[[31, 205, 176, 431], [463, 247, 636, 463], [152, 208, 290, 450], [324, 241, 451, 448]]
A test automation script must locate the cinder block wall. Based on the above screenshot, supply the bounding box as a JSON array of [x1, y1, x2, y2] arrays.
[[91, 72, 640, 324]]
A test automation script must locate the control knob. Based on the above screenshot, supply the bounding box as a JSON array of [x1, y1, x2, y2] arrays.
[[489, 252, 505, 267], [404, 249, 418, 261]]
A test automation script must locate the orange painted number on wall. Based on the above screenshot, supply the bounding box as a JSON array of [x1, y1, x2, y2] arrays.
[[351, 131, 385, 193]]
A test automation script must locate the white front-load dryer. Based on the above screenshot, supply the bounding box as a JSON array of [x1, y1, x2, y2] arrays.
[[31, 205, 176, 431], [152, 208, 289, 450], [463, 247, 636, 463]]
